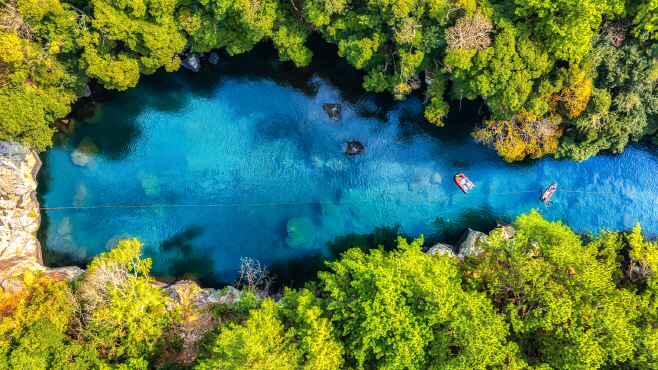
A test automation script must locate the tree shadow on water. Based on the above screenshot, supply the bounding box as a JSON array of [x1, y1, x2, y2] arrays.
[[269, 226, 401, 291], [149, 225, 220, 287]]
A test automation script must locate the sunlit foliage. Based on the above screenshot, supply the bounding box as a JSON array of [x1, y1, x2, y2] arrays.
[[473, 108, 562, 162]]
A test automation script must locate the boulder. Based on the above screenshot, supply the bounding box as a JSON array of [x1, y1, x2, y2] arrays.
[[456, 228, 487, 258], [345, 140, 364, 155], [181, 53, 201, 72], [492, 221, 516, 240], [285, 217, 315, 248], [50, 266, 85, 281], [0, 278, 23, 294], [163, 281, 242, 308], [164, 280, 202, 305], [426, 243, 455, 258], [208, 52, 219, 64], [322, 103, 341, 120], [83, 84, 92, 98], [0, 256, 45, 282]]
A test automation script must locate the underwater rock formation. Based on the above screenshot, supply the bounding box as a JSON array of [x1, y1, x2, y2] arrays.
[[209, 53, 219, 64], [323, 103, 341, 120], [345, 140, 364, 155], [285, 217, 316, 248]]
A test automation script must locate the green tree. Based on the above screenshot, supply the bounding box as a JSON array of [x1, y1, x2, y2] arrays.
[[466, 210, 637, 368], [513, 0, 624, 63], [319, 236, 510, 370], [196, 292, 342, 370], [76, 238, 172, 361]]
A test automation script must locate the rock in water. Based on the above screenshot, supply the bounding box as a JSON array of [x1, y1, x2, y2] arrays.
[[181, 53, 201, 72], [323, 104, 341, 120], [426, 243, 456, 258], [72, 183, 88, 207], [83, 84, 92, 97], [71, 150, 91, 166], [285, 217, 315, 249], [345, 140, 364, 155], [209, 52, 219, 64], [456, 228, 487, 258], [57, 217, 72, 236]]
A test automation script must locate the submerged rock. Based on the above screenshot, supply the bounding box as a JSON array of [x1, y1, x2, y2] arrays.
[[323, 103, 341, 120], [70, 137, 99, 167], [345, 140, 364, 155], [286, 217, 315, 249], [72, 183, 88, 207], [426, 243, 455, 258], [456, 228, 487, 258], [181, 53, 201, 72], [57, 217, 72, 236], [209, 52, 219, 64], [71, 150, 91, 166], [139, 173, 161, 198]]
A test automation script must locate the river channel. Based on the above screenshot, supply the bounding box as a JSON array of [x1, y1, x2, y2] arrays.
[[37, 40, 658, 286]]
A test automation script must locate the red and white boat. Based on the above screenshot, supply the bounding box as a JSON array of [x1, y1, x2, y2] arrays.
[[454, 173, 475, 194]]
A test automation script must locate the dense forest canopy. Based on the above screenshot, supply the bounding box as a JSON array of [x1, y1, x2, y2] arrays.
[[1, 0, 657, 159], [4, 212, 658, 369]]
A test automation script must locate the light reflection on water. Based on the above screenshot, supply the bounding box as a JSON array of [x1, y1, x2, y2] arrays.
[[37, 43, 658, 286]]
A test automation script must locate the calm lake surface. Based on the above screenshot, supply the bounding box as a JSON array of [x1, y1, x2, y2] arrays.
[[37, 41, 658, 286]]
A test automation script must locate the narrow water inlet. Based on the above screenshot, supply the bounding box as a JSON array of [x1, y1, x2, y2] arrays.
[[36, 43, 658, 286]]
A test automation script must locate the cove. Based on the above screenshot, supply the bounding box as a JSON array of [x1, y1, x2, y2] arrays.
[[37, 41, 658, 286]]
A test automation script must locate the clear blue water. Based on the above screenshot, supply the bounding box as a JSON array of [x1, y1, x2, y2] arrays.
[[37, 42, 658, 286]]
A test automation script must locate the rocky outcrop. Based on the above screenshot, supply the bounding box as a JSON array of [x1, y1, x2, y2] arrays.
[[456, 228, 487, 258], [208, 53, 219, 65], [345, 140, 364, 155], [0, 141, 42, 262], [426, 243, 455, 258], [0, 255, 84, 293], [323, 103, 341, 120], [163, 280, 242, 309], [490, 221, 516, 240], [181, 53, 201, 72]]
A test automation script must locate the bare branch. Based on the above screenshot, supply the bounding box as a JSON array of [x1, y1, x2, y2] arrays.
[[445, 13, 493, 51]]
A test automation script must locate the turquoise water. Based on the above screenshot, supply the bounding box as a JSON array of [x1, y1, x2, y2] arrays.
[[38, 42, 658, 286]]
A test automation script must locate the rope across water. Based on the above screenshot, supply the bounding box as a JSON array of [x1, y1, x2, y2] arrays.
[[38, 189, 654, 210]]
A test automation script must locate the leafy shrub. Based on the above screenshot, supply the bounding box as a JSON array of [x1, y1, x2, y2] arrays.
[[75, 238, 172, 362]]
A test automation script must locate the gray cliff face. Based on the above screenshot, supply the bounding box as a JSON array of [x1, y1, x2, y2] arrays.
[[0, 141, 42, 262]]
